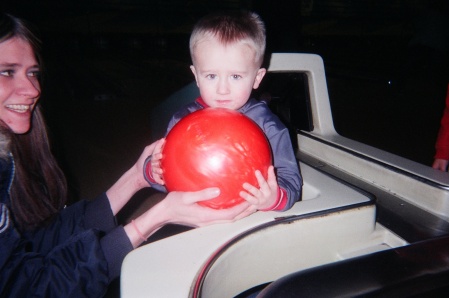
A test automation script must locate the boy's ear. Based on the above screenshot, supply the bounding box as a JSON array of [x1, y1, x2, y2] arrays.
[[190, 65, 199, 86], [253, 68, 267, 89]]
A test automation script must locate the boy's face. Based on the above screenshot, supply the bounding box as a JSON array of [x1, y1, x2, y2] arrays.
[[190, 37, 266, 110]]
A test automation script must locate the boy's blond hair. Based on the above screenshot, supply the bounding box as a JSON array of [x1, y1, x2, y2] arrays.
[[189, 11, 266, 67]]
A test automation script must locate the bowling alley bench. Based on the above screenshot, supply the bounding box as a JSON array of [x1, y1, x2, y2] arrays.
[[121, 53, 449, 297]]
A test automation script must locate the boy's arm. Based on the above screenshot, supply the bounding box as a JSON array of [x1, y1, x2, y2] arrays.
[[241, 127, 301, 212], [143, 157, 167, 192], [241, 101, 303, 211], [145, 139, 166, 185], [265, 124, 303, 210], [143, 108, 190, 191]]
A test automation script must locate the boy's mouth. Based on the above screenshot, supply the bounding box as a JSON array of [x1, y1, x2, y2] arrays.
[[216, 100, 231, 106]]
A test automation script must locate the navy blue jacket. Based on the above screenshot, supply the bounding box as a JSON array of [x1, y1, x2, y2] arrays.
[[0, 153, 133, 297]]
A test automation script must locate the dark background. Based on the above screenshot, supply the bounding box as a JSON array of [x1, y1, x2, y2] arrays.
[[2, 0, 449, 295], [2, 0, 449, 198]]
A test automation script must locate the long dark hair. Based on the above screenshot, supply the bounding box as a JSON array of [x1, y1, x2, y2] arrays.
[[1, 13, 67, 230]]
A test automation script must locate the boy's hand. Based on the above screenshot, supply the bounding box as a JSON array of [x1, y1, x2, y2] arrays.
[[150, 139, 166, 185], [240, 166, 278, 210]]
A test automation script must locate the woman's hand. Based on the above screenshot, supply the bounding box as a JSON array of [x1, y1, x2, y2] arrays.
[[107, 139, 164, 215], [126, 188, 254, 248], [159, 188, 254, 226]]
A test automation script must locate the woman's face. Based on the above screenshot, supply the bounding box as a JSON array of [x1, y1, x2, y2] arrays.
[[0, 37, 40, 134]]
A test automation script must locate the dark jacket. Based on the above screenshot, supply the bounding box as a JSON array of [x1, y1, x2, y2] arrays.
[[0, 133, 133, 297]]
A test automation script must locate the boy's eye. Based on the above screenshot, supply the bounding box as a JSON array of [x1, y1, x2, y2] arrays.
[[206, 74, 216, 79], [231, 74, 242, 80]]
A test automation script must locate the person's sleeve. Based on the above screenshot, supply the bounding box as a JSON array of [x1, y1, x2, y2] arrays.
[[1, 203, 133, 297], [242, 101, 303, 211], [265, 121, 303, 210], [85, 194, 134, 279], [23, 193, 117, 254], [1, 228, 108, 297], [84, 192, 117, 232], [73, 193, 134, 279], [435, 84, 449, 160], [99, 225, 134, 281], [145, 105, 195, 191], [144, 158, 168, 192]]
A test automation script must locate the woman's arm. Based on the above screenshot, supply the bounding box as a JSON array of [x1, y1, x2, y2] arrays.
[[123, 188, 253, 248], [106, 140, 164, 215], [106, 138, 254, 248], [0, 204, 110, 298]]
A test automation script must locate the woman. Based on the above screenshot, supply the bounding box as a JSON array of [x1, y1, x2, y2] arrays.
[[0, 13, 251, 297]]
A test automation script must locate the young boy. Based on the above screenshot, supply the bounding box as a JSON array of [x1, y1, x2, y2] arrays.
[[147, 11, 302, 211]]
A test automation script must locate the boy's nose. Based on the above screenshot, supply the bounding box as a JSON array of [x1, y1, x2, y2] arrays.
[[217, 78, 230, 94]]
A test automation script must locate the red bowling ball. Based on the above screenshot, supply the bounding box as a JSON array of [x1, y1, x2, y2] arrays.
[[161, 108, 272, 209]]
